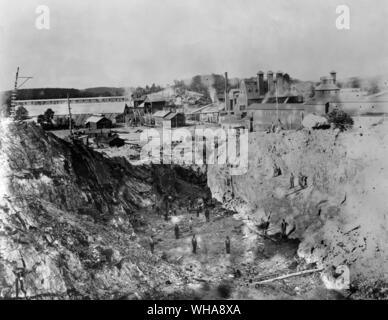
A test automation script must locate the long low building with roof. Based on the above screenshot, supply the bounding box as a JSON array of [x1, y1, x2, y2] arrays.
[[15, 96, 130, 126]]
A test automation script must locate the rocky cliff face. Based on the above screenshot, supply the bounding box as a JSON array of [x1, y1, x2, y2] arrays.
[[0, 120, 189, 299], [207, 121, 388, 297]]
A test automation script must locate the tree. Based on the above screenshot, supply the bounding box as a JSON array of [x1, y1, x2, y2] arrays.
[[212, 74, 226, 94], [326, 108, 354, 131], [308, 84, 315, 98], [14, 106, 29, 120], [37, 114, 45, 125], [189, 75, 210, 99], [283, 73, 291, 83], [367, 80, 380, 95], [349, 77, 361, 89], [44, 108, 55, 122]]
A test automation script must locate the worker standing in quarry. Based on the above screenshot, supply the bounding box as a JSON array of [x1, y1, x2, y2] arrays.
[[225, 236, 231, 254], [196, 199, 202, 217], [14, 267, 27, 299], [174, 223, 180, 239], [281, 219, 288, 239], [192, 234, 197, 254], [270, 122, 276, 133], [205, 208, 210, 222], [303, 175, 308, 188], [189, 217, 193, 233], [149, 235, 155, 254], [290, 172, 295, 189], [298, 172, 304, 188], [263, 213, 271, 236]]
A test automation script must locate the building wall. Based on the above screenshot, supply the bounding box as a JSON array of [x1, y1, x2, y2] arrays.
[[169, 114, 185, 127], [154, 117, 165, 127], [87, 118, 112, 130], [304, 101, 388, 116], [145, 101, 167, 113], [199, 112, 219, 123], [248, 109, 305, 131], [331, 101, 388, 116]]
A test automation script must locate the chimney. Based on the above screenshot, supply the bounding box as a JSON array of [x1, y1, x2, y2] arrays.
[[224, 72, 229, 112], [257, 71, 264, 96], [330, 71, 337, 84], [267, 71, 274, 95], [276, 71, 283, 96]]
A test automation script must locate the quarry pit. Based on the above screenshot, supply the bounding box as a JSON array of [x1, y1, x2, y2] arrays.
[[1, 118, 388, 300]]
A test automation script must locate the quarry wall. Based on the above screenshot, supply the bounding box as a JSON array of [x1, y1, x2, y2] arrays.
[[207, 120, 388, 290]]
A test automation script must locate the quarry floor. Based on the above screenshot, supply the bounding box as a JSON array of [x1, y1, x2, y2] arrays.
[[132, 198, 345, 300]]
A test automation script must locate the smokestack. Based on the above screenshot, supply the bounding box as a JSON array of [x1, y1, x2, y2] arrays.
[[276, 71, 283, 96], [224, 72, 229, 112], [257, 71, 264, 96], [267, 71, 274, 95], [330, 71, 337, 84]]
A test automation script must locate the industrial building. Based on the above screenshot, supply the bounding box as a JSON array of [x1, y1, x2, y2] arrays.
[[16, 96, 129, 127], [304, 72, 388, 116], [186, 102, 224, 123], [233, 71, 303, 114], [247, 103, 306, 131], [220, 70, 305, 131]]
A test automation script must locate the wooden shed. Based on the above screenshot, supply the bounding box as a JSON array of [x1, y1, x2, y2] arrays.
[[153, 111, 185, 127], [85, 115, 112, 130], [163, 112, 185, 128]]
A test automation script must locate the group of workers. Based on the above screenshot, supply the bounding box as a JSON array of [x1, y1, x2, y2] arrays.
[[149, 195, 232, 256], [260, 212, 295, 240]]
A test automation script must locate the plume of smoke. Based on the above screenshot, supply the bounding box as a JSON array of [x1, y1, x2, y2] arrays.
[[208, 86, 217, 103]]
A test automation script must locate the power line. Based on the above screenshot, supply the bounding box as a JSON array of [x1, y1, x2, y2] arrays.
[[10, 67, 33, 118]]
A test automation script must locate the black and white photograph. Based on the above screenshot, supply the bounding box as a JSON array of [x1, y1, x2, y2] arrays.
[[0, 0, 388, 306]]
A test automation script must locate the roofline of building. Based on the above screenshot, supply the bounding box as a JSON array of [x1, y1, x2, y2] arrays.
[[15, 96, 130, 103]]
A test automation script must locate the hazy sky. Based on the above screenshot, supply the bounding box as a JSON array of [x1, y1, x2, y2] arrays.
[[0, 0, 387, 91]]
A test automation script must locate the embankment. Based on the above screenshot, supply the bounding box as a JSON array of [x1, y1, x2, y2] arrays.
[[207, 121, 388, 297]]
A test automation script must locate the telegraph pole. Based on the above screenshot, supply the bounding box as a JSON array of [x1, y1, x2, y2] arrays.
[[10, 67, 33, 118], [225, 72, 229, 123], [275, 80, 279, 121], [67, 93, 73, 138]]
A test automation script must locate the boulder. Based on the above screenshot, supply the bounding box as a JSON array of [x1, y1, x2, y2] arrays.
[[302, 114, 329, 129]]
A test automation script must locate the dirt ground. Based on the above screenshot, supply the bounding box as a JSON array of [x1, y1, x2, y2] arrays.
[[132, 181, 345, 300]]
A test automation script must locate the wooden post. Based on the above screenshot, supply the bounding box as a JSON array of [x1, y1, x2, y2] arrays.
[[67, 94, 73, 138]]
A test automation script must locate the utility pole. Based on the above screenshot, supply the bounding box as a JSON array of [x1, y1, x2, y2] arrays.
[[275, 80, 279, 121], [225, 72, 229, 123], [67, 93, 73, 138], [10, 67, 33, 118]]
